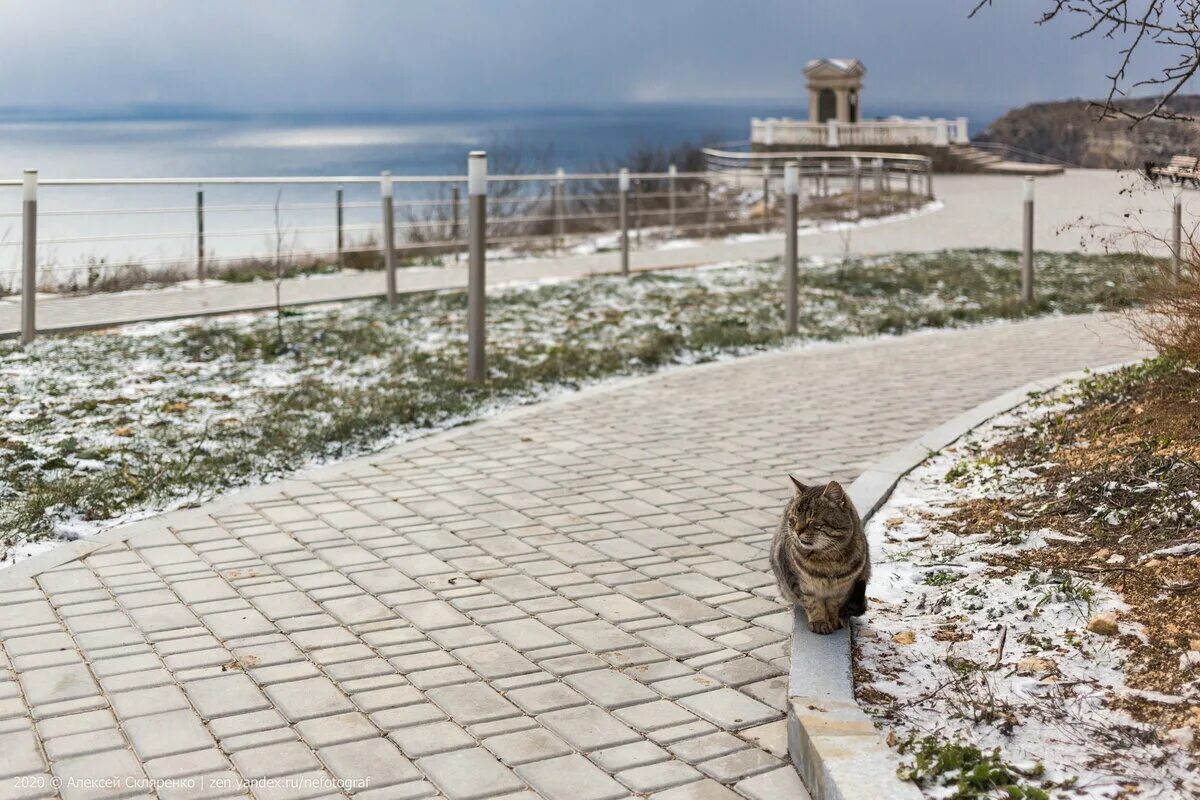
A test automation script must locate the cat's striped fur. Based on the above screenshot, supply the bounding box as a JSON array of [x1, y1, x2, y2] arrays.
[[770, 476, 869, 634]]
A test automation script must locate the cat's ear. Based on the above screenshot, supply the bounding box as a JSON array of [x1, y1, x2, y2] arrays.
[[788, 475, 809, 494], [822, 481, 846, 506]]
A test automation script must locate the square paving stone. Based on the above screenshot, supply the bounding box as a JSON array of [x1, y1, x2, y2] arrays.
[[538, 705, 640, 751], [452, 643, 537, 679], [677, 688, 778, 731], [616, 760, 702, 793], [397, 601, 471, 631], [265, 676, 354, 722], [123, 708, 215, 760], [52, 748, 146, 800], [648, 779, 742, 800], [231, 740, 321, 779], [696, 747, 780, 783], [699, 657, 781, 689], [563, 670, 658, 709], [389, 720, 475, 758], [635, 626, 720, 660], [426, 682, 519, 725], [0, 727, 46, 780], [416, 748, 524, 800], [516, 754, 628, 800], [109, 684, 189, 719], [19, 663, 98, 707], [203, 608, 275, 640], [734, 766, 812, 800], [323, 594, 394, 626], [487, 618, 567, 651], [319, 737, 421, 788], [558, 620, 639, 653], [505, 682, 588, 715], [614, 700, 698, 733], [483, 727, 572, 766], [295, 712, 379, 748], [184, 673, 271, 720]]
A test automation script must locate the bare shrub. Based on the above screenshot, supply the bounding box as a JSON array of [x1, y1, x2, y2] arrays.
[[1133, 261, 1200, 361]]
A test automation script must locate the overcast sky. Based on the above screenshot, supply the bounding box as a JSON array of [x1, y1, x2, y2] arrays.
[[2, 1, 1134, 118]]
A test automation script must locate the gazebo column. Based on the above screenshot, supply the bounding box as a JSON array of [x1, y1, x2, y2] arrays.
[[808, 89, 820, 123], [835, 89, 851, 123]]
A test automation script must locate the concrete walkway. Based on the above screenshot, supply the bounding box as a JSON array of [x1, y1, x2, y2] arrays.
[[0, 314, 1150, 800], [0, 169, 1177, 337]]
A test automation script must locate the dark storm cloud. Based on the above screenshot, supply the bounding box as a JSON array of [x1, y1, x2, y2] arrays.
[[1, 1, 1120, 116]]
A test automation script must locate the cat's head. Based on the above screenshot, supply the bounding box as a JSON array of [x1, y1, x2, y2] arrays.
[[785, 476, 856, 552]]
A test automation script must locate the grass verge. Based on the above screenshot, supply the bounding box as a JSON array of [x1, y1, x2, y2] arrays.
[[0, 248, 1161, 560]]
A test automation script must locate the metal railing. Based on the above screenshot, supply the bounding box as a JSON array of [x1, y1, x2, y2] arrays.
[[702, 147, 934, 199], [963, 140, 1077, 167], [5, 152, 936, 344]]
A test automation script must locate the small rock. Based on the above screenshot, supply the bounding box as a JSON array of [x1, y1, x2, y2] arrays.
[[1164, 727, 1195, 748], [1144, 558, 1163, 569], [1087, 612, 1119, 636], [1190, 639, 1200, 652], [857, 627, 880, 639], [1106, 553, 1126, 565], [1092, 548, 1112, 561], [892, 630, 916, 645], [113, 426, 133, 437], [1180, 651, 1200, 672], [1017, 656, 1055, 675], [164, 401, 189, 413]]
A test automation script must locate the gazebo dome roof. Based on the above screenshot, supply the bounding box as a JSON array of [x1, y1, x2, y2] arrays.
[[803, 58, 866, 78]]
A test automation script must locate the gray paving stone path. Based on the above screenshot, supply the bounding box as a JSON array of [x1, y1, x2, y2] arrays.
[[0, 314, 1149, 800]]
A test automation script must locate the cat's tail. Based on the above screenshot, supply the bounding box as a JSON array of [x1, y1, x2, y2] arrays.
[[843, 579, 868, 617]]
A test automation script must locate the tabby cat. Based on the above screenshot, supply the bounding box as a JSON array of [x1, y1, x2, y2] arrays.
[[770, 476, 869, 634]]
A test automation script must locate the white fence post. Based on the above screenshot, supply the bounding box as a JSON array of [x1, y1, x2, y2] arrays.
[[826, 120, 839, 148], [784, 161, 799, 335], [554, 167, 565, 252], [335, 185, 344, 269], [21, 169, 37, 345], [468, 151, 487, 382], [761, 163, 770, 233], [1022, 177, 1035, 304], [381, 171, 397, 304]]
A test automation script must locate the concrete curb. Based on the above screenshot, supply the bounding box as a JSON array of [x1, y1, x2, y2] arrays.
[[785, 360, 1137, 800]]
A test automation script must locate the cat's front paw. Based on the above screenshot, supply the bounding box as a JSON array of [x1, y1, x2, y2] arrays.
[[808, 618, 842, 635]]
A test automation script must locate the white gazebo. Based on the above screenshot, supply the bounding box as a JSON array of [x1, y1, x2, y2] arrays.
[[804, 58, 865, 124]]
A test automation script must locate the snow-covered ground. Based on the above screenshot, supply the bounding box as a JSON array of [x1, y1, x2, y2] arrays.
[[856, 397, 1200, 798]]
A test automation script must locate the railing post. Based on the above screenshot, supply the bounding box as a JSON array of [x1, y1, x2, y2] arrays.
[[336, 185, 344, 269], [451, 184, 461, 263], [852, 157, 862, 219], [618, 168, 630, 275], [633, 177, 641, 247], [906, 167, 912, 200], [703, 178, 711, 238], [761, 163, 770, 233], [784, 161, 799, 335], [196, 186, 205, 282], [1022, 177, 1035, 304], [826, 120, 839, 148], [468, 151, 488, 382], [955, 117, 969, 145], [381, 171, 397, 304], [821, 161, 829, 198], [668, 164, 677, 235], [873, 158, 884, 195], [926, 161, 935, 200], [20, 169, 37, 345], [554, 168, 565, 252], [1172, 184, 1183, 281]]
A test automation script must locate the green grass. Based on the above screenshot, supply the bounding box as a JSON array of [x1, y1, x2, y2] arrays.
[[0, 248, 1163, 559], [898, 734, 1052, 800]]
